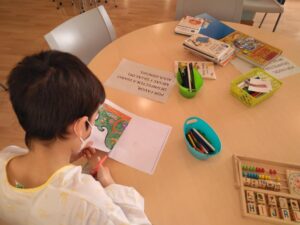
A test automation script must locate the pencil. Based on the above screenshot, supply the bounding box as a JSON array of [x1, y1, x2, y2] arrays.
[[189, 131, 208, 154], [91, 155, 108, 176], [187, 133, 197, 148], [187, 64, 192, 92]]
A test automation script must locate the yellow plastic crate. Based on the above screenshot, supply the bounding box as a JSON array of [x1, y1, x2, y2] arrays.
[[231, 68, 282, 107]]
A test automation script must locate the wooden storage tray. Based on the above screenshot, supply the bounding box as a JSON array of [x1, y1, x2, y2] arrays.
[[233, 155, 300, 224]]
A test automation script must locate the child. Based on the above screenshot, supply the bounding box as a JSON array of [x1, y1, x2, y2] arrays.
[[0, 51, 151, 225]]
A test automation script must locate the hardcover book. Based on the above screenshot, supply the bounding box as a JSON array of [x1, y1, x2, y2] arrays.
[[196, 13, 235, 40], [175, 16, 204, 36]]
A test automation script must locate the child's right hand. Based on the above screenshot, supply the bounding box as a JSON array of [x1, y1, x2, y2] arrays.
[[96, 165, 115, 187]]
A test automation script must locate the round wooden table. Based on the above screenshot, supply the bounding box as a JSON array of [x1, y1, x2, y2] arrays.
[[89, 21, 300, 225]]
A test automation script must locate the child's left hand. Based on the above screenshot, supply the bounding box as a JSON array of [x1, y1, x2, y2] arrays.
[[70, 141, 96, 163]]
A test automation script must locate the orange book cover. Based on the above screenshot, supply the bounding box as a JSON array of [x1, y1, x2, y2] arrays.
[[221, 31, 282, 67]]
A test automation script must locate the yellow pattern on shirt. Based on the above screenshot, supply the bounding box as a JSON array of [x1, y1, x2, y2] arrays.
[[6, 204, 16, 213], [60, 192, 69, 205], [38, 208, 49, 218]]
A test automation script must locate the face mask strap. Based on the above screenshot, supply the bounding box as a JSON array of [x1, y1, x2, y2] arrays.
[[79, 137, 84, 143], [74, 118, 92, 144], [80, 119, 94, 144], [86, 120, 93, 128]]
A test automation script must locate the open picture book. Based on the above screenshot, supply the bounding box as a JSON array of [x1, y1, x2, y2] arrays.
[[89, 99, 172, 174]]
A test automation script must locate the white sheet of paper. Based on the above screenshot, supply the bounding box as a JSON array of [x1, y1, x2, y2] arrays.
[[248, 79, 272, 93], [101, 100, 171, 174], [105, 59, 176, 103], [231, 56, 300, 80], [264, 56, 300, 79], [230, 58, 254, 74]]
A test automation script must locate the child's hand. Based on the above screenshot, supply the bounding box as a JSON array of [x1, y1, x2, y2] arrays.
[[80, 142, 96, 159], [70, 141, 96, 163], [96, 164, 115, 187]]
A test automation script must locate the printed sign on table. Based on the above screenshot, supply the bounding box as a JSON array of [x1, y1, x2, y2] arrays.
[[105, 58, 176, 103]]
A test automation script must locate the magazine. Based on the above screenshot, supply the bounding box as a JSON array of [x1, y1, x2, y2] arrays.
[[221, 31, 282, 67]]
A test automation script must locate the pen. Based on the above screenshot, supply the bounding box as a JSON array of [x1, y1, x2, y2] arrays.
[[91, 154, 108, 176], [189, 63, 195, 90], [187, 132, 206, 154], [178, 67, 185, 85], [187, 64, 192, 92], [183, 66, 189, 88]]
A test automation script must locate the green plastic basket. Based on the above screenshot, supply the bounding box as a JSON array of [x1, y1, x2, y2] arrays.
[[231, 68, 282, 107], [176, 69, 203, 98]]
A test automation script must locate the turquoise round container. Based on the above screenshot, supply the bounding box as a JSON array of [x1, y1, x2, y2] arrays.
[[183, 117, 221, 160]]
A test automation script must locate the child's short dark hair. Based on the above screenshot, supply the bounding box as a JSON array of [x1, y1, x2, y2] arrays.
[[7, 50, 105, 147]]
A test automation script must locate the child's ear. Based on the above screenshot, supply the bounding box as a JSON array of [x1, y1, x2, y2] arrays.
[[73, 116, 89, 137]]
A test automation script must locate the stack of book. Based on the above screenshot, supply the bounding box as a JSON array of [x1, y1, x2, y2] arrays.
[[183, 34, 235, 66], [176, 13, 283, 68], [196, 13, 282, 67]]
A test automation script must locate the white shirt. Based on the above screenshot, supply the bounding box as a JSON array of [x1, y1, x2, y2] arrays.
[[0, 146, 151, 225]]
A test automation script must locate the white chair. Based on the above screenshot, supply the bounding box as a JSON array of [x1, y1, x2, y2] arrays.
[[44, 5, 116, 64], [175, 0, 244, 22], [243, 0, 285, 32]]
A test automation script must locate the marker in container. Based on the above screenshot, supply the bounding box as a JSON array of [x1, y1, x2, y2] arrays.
[[189, 63, 195, 90]]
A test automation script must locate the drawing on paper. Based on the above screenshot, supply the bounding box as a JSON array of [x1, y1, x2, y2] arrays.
[[94, 103, 131, 150]]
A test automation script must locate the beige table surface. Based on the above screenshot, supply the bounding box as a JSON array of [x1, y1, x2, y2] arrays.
[[88, 21, 300, 225]]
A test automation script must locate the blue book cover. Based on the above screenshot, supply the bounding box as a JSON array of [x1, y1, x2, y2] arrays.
[[196, 13, 235, 40]]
